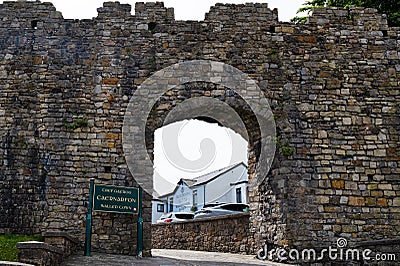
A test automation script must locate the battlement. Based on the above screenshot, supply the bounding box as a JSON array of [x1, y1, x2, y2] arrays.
[[0, 0, 392, 29], [308, 6, 388, 30], [1, 0, 61, 16], [205, 2, 278, 23], [97, 1, 132, 18], [135, 2, 174, 21]]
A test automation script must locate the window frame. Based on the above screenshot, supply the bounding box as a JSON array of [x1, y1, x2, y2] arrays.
[[236, 187, 242, 203], [157, 203, 164, 212]]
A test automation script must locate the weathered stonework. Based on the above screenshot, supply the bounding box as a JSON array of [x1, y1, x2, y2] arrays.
[[43, 232, 79, 257], [17, 241, 63, 266], [355, 239, 400, 265], [0, 0, 398, 262], [152, 213, 251, 254], [15, 232, 79, 265]]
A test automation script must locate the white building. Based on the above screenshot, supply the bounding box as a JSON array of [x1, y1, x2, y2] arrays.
[[151, 198, 165, 224], [152, 162, 248, 222]]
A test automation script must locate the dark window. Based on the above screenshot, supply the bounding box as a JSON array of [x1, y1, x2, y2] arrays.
[[236, 187, 242, 203], [269, 25, 275, 33], [31, 20, 38, 29], [203, 202, 224, 208], [157, 204, 164, 212], [220, 203, 247, 212], [175, 213, 194, 219], [193, 190, 198, 206], [148, 22, 157, 31], [169, 198, 173, 212]]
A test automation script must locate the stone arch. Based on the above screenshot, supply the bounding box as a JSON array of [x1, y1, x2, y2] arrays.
[[123, 60, 276, 196], [123, 60, 278, 254]]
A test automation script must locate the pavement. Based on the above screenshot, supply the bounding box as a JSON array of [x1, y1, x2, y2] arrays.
[[61, 249, 289, 266]]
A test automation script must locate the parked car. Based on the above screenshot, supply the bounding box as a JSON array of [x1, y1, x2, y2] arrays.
[[156, 212, 194, 223], [202, 202, 226, 208], [194, 203, 249, 219]]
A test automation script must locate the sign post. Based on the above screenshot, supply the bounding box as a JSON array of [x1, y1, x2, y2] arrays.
[[136, 186, 143, 257], [84, 180, 140, 256], [84, 179, 94, 256]]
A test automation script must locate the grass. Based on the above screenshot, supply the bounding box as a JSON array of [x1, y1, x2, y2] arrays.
[[0, 234, 43, 262]]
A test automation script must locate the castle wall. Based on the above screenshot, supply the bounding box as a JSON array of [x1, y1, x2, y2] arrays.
[[0, 1, 399, 257]]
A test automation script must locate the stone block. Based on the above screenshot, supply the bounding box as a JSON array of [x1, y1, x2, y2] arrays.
[[348, 196, 365, 206], [297, 35, 317, 43], [342, 117, 352, 125], [366, 197, 376, 206], [377, 198, 387, 207], [317, 196, 330, 204], [378, 184, 392, 190], [103, 78, 119, 85], [105, 133, 120, 139], [393, 198, 400, 206], [345, 181, 358, 190], [332, 180, 344, 189], [340, 196, 348, 204]]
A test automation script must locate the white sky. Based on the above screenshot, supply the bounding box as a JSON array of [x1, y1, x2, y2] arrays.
[[154, 120, 248, 196], [1, 0, 306, 22]]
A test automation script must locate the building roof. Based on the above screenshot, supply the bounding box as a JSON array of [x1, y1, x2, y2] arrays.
[[157, 178, 194, 198], [157, 162, 247, 198], [181, 178, 197, 187], [190, 162, 246, 187]]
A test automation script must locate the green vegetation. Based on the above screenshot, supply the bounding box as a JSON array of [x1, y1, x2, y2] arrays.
[[0, 234, 43, 262], [64, 117, 89, 130], [293, 0, 400, 26], [274, 136, 294, 157]]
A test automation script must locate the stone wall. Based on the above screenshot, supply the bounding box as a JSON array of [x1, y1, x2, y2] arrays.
[[152, 213, 251, 254], [17, 241, 63, 266], [355, 238, 400, 265], [16, 232, 79, 266], [0, 0, 153, 255], [0, 0, 398, 261]]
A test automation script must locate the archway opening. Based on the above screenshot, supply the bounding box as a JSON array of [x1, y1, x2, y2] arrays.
[[151, 118, 249, 223], [122, 61, 277, 255]]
